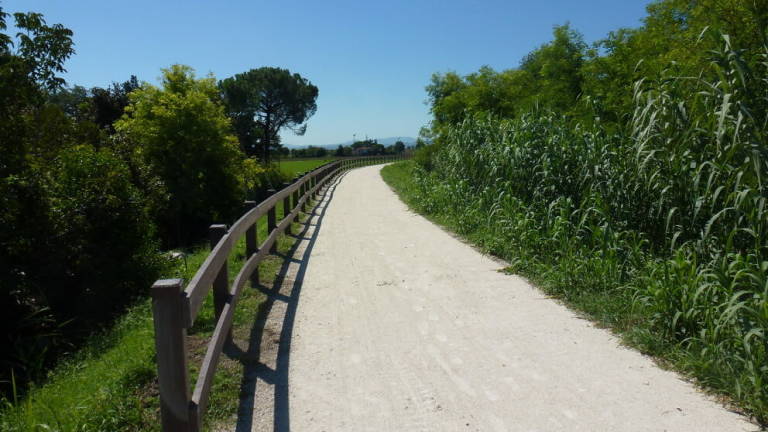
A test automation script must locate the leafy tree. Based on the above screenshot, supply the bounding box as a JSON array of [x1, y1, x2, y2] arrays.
[[220, 67, 318, 161], [48, 76, 142, 147], [90, 75, 140, 131], [519, 24, 586, 113], [0, 7, 161, 396], [1, 7, 74, 174], [581, 0, 768, 122], [48, 84, 89, 118], [425, 25, 587, 131], [115, 65, 246, 245], [43, 145, 162, 325], [426, 71, 468, 126], [0, 9, 76, 364], [394, 140, 406, 153], [335, 144, 344, 156]]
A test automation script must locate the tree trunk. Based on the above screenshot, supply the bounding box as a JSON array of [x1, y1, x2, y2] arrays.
[[263, 113, 271, 163]]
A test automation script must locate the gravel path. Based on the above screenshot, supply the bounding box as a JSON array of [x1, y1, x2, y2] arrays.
[[236, 165, 755, 432]]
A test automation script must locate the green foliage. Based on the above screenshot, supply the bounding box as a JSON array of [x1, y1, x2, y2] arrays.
[[1, 140, 163, 399], [90, 76, 141, 131], [0, 6, 162, 400], [44, 145, 163, 325], [407, 36, 768, 422], [241, 157, 287, 200], [347, 138, 404, 155], [393, 140, 406, 153], [413, 142, 440, 171], [0, 6, 73, 391], [220, 67, 318, 161], [426, 24, 587, 131], [426, 2, 768, 132], [1, 9, 74, 91], [519, 24, 586, 112], [115, 65, 246, 245], [289, 145, 328, 158]]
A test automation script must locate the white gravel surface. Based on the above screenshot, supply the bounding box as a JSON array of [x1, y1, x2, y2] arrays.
[[236, 165, 755, 432]]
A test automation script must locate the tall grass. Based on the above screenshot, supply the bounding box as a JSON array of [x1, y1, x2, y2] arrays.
[[401, 36, 767, 423]]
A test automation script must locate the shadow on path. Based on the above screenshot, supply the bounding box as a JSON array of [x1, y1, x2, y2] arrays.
[[233, 172, 347, 432]]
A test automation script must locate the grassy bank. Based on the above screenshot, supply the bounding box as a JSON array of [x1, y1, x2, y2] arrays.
[[0, 197, 312, 431], [382, 160, 766, 426]]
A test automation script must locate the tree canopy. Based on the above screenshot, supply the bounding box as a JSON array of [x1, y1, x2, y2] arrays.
[[426, 2, 768, 133], [115, 65, 246, 244], [220, 67, 318, 161]]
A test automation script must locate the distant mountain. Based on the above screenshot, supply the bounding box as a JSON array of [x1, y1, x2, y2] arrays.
[[285, 136, 417, 150], [373, 137, 418, 146]]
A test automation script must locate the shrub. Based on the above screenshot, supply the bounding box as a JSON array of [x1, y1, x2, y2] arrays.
[[241, 158, 287, 200], [1, 144, 163, 396], [43, 145, 163, 325], [413, 142, 440, 171], [115, 65, 246, 246]]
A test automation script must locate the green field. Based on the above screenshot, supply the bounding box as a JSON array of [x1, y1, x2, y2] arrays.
[[276, 158, 335, 177]]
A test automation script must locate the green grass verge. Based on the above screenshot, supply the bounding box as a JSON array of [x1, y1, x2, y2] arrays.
[[0, 197, 314, 431], [276, 159, 334, 177], [381, 161, 765, 426]]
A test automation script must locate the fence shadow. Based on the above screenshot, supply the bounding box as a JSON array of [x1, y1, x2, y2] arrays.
[[232, 171, 347, 432]]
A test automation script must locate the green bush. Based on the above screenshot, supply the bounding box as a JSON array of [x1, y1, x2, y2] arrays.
[[413, 142, 440, 171], [43, 145, 163, 325], [0, 143, 164, 397], [115, 65, 246, 246], [242, 157, 290, 200]]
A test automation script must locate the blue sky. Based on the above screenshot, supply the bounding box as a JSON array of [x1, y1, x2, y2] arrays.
[[4, 0, 649, 146]]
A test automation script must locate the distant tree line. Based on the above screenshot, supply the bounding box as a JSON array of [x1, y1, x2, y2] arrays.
[[281, 139, 408, 159]]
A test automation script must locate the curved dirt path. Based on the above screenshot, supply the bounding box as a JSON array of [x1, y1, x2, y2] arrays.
[[240, 165, 755, 432]]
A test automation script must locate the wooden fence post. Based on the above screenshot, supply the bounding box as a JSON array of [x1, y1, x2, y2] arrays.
[[267, 189, 277, 253], [283, 183, 291, 235], [300, 176, 308, 213], [151, 278, 192, 432], [244, 201, 258, 286], [208, 224, 232, 343], [292, 176, 300, 219]]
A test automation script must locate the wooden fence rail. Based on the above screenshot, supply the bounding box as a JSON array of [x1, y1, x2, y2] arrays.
[[150, 154, 407, 431]]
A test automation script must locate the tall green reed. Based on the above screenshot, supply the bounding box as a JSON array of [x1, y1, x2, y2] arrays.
[[411, 35, 768, 422]]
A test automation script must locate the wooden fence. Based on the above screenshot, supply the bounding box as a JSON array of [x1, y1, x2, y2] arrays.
[[150, 155, 407, 431]]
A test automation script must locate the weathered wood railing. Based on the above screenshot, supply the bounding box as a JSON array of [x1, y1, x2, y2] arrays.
[[150, 154, 407, 431]]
